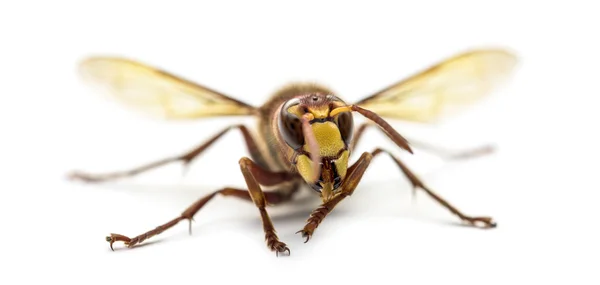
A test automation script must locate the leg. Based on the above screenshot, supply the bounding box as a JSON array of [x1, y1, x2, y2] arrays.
[[400, 138, 495, 160], [350, 122, 493, 160], [349, 122, 369, 151], [295, 146, 496, 242], [107, 157, 299, 256], [371, 148, 496, 228], [68, 124, 269, 183], [297, 152, 374, 242]]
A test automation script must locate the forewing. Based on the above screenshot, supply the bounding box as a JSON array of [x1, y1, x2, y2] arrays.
[[355, 49, 518, 122], [78, 57, 257, 119]]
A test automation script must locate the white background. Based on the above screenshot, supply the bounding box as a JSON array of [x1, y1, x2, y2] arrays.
[[1, 1, 599, 284]]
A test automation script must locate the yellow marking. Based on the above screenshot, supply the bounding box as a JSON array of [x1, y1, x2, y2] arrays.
[[308, 105, 330, 119], [334, 150, 349, 180], [286, 105, 303, 118], [321, 182, 333, 202], [303, 122, 345, 157], [288, 104, 330, 119], [329, 106, 352, 117], [296, 154, 317, 183]]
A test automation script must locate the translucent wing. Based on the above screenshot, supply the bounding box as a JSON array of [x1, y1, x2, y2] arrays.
[[355, 49, 518, 122], [78, 56, 257, 119]]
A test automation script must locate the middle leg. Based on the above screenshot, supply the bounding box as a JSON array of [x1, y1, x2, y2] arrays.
[[370, 147, 496, 228], [106, 157, 300, 256]]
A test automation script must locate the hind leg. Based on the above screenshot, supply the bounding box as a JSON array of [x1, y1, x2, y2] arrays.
[[350, 122, 494, 160], [68, 124, 269, 183]]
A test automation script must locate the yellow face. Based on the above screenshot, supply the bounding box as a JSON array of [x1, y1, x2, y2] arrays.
[[277, 93, 354, 198], [295, 121, 348, 175]]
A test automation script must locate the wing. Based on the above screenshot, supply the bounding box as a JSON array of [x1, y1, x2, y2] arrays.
[[355, 48, 518, 122], [78, 56, 257, 119]]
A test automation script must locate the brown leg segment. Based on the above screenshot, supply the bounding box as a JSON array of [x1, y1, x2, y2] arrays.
[[349, 122, 369, 151], [371, 148, 496, 228], [297, 152, 374, 242], [107, 157, 298, 256], [296, 146, 497, 242], [68, 124, 269, 183], [350, 122, 494, 160], [399, 138, 495, 160]]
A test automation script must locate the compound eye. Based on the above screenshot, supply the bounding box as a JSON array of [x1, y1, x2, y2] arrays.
[[336, 111, 354, 146], [278, 100, 304, 150]]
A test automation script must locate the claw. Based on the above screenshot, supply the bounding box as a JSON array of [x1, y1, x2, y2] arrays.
[[67, 171, 89, 181], [465, 216, 497, 229], [106, 236, 115, 251], [106, 233, 132, 251], [275, 246, 290, 257], [270, 241, 290, 257], [187, 218, 195, 235], [295, 230, 311, 243], [450, 144, 496, 160], [67, 170, 105, 183]]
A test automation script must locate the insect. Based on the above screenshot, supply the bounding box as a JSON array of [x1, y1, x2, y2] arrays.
[[67, 48, 518, 256]]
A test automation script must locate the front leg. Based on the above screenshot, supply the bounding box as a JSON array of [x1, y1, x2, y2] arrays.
[[297, 152, 373, 242]]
